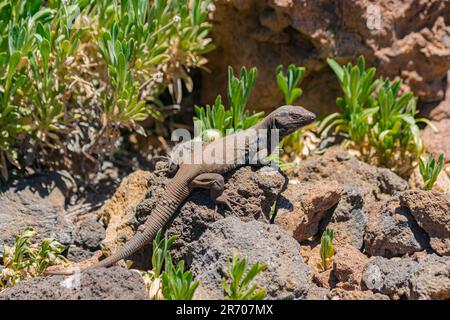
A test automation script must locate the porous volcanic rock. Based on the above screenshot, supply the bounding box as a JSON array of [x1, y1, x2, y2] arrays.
[[293, 147, 408, 249], [422, 118, 450, 161], [399, 190, 450, 256], [275, 180, 342, 241], [0, 267, 147, 300], [0, 172, 74, 257], [362, 254, 450, 300], [186, 217, 311, 300], [333, 244, 369, 290], [364, 196, 430, 257], [67, 216, 106, 262], [167, 166, 286, 262], [97, 166, 286, 267], [98, 170, 155, 268], [328, 288, 389, 300], [201, 0, 450, 114]]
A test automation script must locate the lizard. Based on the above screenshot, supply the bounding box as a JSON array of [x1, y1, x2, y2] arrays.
[[46, 105, 316, 275]]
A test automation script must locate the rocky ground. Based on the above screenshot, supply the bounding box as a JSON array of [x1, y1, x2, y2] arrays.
[[200, 0, 450, 116], [1, 145, 449, 300]]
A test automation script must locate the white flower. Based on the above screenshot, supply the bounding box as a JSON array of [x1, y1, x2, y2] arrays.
[[207, 3, 216, 13], [173, 15, 181, 23]]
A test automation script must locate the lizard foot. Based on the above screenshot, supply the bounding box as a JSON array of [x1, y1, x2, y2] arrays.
[[44, 251, 102, 275], [215, 195, 245, 216]]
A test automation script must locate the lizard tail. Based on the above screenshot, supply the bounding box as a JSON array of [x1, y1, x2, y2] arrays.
[[44, 177, 190, 275], [92, 178, 190, 269]]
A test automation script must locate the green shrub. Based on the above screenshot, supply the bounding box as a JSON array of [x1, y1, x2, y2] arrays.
[[221, 250, 267, 300], [0, 228, 66, 289], [419, 153, 444, 191], [320, 56, 380, 148], [194, 66, 264, 141], [319, 228, 334, 272], [321, 56, 431, 177], [0, 0, 213, 181]]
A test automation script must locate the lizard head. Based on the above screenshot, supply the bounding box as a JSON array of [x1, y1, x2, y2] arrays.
[[269, 105, 316, 138]]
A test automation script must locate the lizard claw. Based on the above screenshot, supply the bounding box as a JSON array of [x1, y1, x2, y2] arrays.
[[44, 265, 79, 276], [215, 195, 245, 216]]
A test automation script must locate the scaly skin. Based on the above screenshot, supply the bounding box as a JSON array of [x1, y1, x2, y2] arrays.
[[46, 106, 316, 275]]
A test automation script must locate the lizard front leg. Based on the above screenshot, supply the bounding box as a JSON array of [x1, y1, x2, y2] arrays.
[[189, 173, 242, 216]]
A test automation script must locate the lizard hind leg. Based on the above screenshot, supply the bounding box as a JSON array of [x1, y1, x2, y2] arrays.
[[189, 173, 242, 217]]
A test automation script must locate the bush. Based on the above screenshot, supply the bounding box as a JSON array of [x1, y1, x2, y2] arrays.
[[0, 0, 213, 181], [0, 228, 66, 289], [320, 56, 432, 177], [194, 66, 264, 141]]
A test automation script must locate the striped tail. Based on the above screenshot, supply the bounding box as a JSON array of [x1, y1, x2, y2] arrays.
[[45, 175, 191, 275]]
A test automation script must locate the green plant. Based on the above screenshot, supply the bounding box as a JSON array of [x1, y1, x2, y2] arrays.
[[0, 0, 214, 182], [320, 56, 431, 177], [141, 230, 178, 300], [0, 228, 65, 289], [152, 229, 179, 278], [419, 153, 444, 191], [194, 66, 264, 141], [276, 64, 305, 105], [319, 228, 334, 271], [161, 258, 200, 300], [221, 250, 267, 300], [275, 64, 320, 163], [369, 80, 431, 176], [320, 56, 380, 148], [141, 229, 198, 300]]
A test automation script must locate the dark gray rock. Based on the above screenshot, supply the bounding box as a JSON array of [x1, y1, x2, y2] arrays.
[[362, 256, 417, 299], [186, 217, 310, 300], [0, 173, 75, 257], [364, 197, 430, 257], [293, 147, 408, 249], [399, 190, 450, 256], [410, 254, 450, 300], [167, 166, 286, 262], [0, 267, 148, 300], [362, 254, 450, 300], [74, 217, 105, 250]]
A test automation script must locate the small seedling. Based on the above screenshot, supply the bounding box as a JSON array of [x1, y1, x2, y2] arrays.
[[161, 257, 200, 300], [221, 250, 267, 300], [320, 228, 335, 271], [276, 64, 305, 105], [419, 153, 444, 191], [141, 230, 199, 300], [141, 230, 178, 300]]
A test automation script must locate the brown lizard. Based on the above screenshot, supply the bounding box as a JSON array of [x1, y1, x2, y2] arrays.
[[46, 105, 316, 274]]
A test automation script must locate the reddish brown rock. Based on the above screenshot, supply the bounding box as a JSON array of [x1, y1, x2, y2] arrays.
[[364, 196, 430, 257], [302, 245, 337, 289], [98, 170, 153, 259], [399, 190, 450, 256], [202, 0, 450, 114], [422, 118, 450, 162], [333, 245, 369, 290], [328, 288, 389, 300], [293, 147, 408, 249], [427, 71, 450, 121], [275, 180, 342, 241]]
